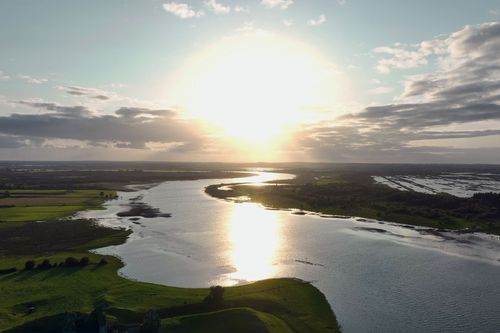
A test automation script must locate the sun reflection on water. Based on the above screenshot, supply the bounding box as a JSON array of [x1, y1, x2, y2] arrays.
[[225, 203, 281, 284]]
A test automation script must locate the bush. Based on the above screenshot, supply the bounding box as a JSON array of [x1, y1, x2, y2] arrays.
[[37, 259, 52, 270], [64, 257, 79, 267], [79, 257, 90, 266], [24, 260, 35, 271], [98, 258, 108, 265]]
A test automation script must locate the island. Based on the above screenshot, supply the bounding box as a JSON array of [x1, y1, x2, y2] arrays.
[[206, 164, 500, 235]]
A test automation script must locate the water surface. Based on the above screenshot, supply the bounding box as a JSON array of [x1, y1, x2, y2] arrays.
[[78, 172, 500, 333]]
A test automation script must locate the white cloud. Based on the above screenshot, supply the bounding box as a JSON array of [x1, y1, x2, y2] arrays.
[[373, 39, 447, 73], [261, 0, 293, 10], [337, 0, 347, 5], [273, 22, 500, 163], [204, 0, 230, 15], [162, 2, 204, 19], [282, 19, 293, 27], [308, 14, 326, 26], [17, 74, 48, 84]]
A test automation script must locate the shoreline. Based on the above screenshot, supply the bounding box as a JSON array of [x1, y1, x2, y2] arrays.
[[1, 172, 340, 332]]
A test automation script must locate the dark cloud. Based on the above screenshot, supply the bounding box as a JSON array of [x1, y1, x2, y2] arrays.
[[15, 101, 92, 117], [59, 86, 112, 100], [0, 103, 203, 151], [0, 135, 25, 148]]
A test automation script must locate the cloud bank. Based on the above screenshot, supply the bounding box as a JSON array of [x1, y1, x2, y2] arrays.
[[0, 102, 203, 153], [2, 22, 500, 163], [292, 22, 500, 163]]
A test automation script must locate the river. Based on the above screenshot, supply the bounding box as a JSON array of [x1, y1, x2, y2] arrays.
[[77, 171, 500, 333]]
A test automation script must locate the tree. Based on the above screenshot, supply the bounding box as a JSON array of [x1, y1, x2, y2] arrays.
[[24, 260, 35, 271], [79, 257, 90, 266], [64, 257, 79, 267], [37, 259, 51, 270], [204, 285, 224, 305]]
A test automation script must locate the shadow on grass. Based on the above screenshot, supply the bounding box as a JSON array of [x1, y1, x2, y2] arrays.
[[0, 266, 85, 283], [40, 267, 81, 280]]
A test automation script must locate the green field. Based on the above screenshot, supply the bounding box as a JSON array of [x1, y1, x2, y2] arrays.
[[0, 189, 116, 222], [161, 307, 294, 333], [0, 253, 338, 332]]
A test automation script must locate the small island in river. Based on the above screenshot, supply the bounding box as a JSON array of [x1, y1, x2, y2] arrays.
[[117, 195, 172, 218]]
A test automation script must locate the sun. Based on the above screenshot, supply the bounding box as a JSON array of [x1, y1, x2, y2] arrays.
[[169, 30, 342, 146]]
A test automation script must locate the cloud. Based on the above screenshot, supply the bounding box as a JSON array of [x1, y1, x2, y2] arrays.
[[17, 74, 48, 84], [308, 14, 326, 26], [282, 19, 293, 27], [261, 0, 293, 10], [373, 38, 447, 73], [58, 86, 112, 100], [0, 135, 25, 148], [204, 0, 230, 14], [291, 22, 500, 163], [163, 2, 204, 19], [15, 101, 93, 117], [0, 102, 204, 152]]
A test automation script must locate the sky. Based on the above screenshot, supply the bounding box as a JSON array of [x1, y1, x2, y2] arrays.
[[1, 0, 500, 163]]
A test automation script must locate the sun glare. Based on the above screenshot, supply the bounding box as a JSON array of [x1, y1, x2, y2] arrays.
[[170, 31, 342, 146], [225, 203, 281, 283]]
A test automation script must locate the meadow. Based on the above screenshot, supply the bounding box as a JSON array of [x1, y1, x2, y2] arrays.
[[0, 232, 339, 332], [0, 189, 116, 223]]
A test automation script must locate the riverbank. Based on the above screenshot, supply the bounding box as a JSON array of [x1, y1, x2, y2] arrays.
[[43, 169, 500, 332], [0, 179, 340, 332], [205, 171, 500, 235]]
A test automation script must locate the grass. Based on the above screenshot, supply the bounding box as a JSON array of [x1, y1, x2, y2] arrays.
[[0, 219, 131, 256], [161, 307, 293, 333], [0, 254, 339, 332], [0, 189, 116, 223]]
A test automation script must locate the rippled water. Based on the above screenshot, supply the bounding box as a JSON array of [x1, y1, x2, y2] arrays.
[[78, 172, 500, 333]]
